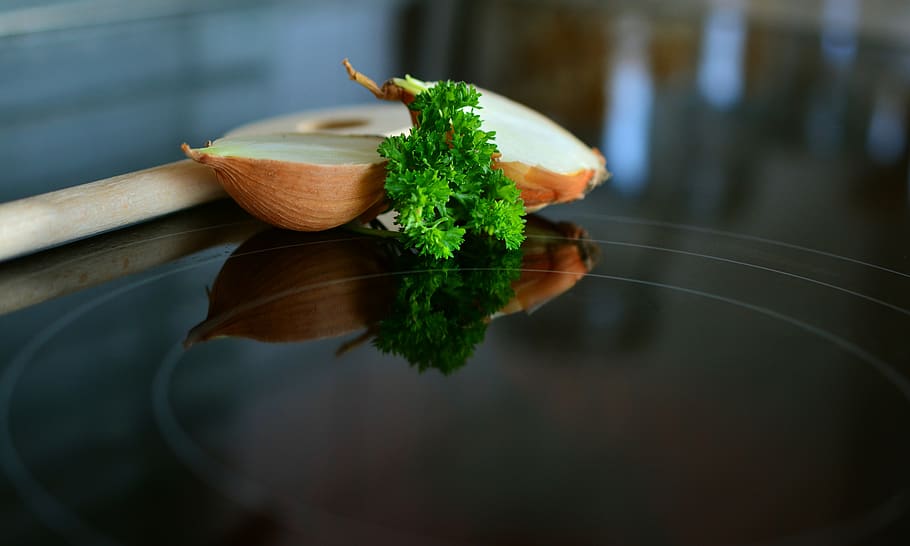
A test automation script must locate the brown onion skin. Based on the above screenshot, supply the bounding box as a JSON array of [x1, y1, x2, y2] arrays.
[[498, 161, 602, 212], [182, 144, 388, 231]]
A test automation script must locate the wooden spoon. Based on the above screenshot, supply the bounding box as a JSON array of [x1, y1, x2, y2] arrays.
[[0, 104, 411, 261]]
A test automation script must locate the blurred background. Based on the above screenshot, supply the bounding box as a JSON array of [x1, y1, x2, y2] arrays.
[[2, 0, 909, 203], [3, 2, 910, 545]]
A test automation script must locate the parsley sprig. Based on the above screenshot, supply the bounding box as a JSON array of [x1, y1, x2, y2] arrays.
[[377, 80, 526, 259]]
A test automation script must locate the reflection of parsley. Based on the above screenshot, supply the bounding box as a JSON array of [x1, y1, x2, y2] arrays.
[[378, 80, 526, 260], [373, 237, 522, 374]]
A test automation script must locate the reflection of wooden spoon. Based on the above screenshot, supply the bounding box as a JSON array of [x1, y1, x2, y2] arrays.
[[0, 201, 265, 316], [0, 104, 410, 261]]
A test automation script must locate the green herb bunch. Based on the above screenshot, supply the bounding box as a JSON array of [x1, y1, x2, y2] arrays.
[[373, 236, 522, 374], [377, 81, 526, 259]]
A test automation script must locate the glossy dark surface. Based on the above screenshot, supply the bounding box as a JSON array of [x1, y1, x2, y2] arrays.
[[2, 2, 910, 545]]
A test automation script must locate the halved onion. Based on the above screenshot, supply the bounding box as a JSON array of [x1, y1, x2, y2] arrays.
[[477, 88, 608, 210], [185, 65, 609, 233], [344, 60, 609, 210], [182, 133, 388, 231]]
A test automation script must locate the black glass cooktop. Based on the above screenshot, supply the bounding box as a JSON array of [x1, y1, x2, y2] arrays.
[[2, 3, 910, 545]]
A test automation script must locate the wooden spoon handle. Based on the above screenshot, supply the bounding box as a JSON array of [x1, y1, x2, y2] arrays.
[[0, 160, 225, 261], [0, 201, 264, 316], [0, 104, 409, 261]]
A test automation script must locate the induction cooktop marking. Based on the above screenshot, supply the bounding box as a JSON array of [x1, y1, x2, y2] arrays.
[[0, 237, 386, 544], [530, 235, 910, 318], [0, 256, 252, 545], [525, 268, 910, 401], [3, 245, 908, 544], [574, 213, 910, 279], [0, 236, 393, 544], [152, 341, 474, 545], [737, 489, 908, 546], [158, 269, 910, 545], [152, 343, 266, 506], [0, 254, 467, 545], [225, 235, 378, 259]]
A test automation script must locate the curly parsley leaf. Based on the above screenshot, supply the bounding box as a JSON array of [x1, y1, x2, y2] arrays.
[[373, 236, 522, 374], [377, 80, 526, 259]]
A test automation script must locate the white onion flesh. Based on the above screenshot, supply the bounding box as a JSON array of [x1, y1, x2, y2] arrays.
[[202, 133, 385, 165], [475, 88, 604, 176]]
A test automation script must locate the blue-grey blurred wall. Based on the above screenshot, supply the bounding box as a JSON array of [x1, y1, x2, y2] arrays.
[[0, 0, 413, 201]]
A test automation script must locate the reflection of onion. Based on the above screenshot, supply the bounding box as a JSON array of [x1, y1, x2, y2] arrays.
[[500, 216, 598, 315], [185, 216, 596, 350], [184, 229, 394, 347]]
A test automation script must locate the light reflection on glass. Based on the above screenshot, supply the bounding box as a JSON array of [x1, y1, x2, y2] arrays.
[[821, 0, 859, 67], [806, 93, 844, 154], [697, 0, 746, 110], [603, 15, 653, 195], [805, 64, 849, 155], [867, 85, 907, 165]]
